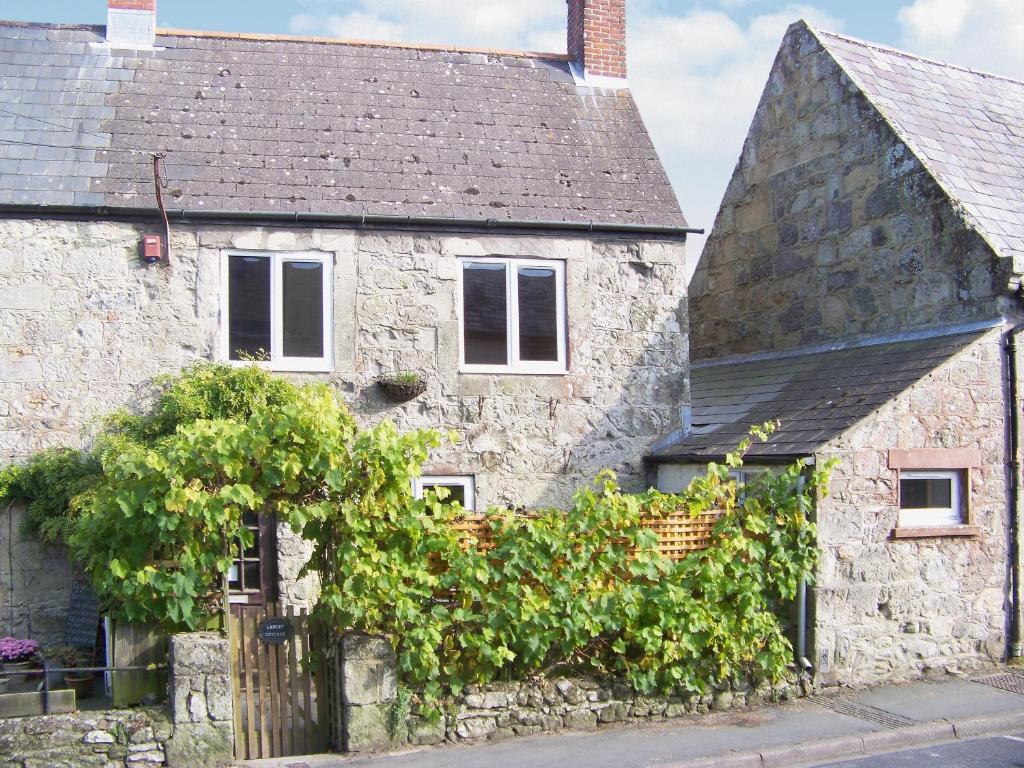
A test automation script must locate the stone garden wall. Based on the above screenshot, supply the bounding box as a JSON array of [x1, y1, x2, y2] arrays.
[[0, 708, 171, 768], [0, 217, 687, 641], [0, 633, 233, 768], [688, 21, 1015, 361], [337, 633, 806, 753]]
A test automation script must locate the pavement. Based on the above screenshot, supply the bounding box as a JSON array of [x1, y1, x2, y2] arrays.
[[239, 671, 1024, 768]]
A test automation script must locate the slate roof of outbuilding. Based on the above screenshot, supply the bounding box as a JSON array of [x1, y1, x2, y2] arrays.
[[813, 25, 1024, 263], [0, 21, 684, 226], [649, 327, 991, 461]]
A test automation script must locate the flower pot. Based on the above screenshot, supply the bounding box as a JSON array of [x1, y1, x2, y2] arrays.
[[3, 660, 33, 685], [378, 376, 427, 401], [64, 671, 94, 699]]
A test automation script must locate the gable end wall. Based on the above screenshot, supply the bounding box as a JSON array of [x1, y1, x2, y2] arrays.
[[689, 23, 1013, 361]]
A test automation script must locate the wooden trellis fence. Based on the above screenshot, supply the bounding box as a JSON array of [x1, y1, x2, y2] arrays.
[[450, 507, 724, 562]]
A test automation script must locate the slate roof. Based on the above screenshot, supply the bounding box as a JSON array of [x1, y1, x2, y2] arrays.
[[0, 21, 684, 226], [814, 26, 1024, 263], [650, 328, 990, 461]]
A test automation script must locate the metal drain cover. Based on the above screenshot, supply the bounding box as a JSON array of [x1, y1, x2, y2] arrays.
[[974, 671, 1024, 696], [809, 695, 919, 729]]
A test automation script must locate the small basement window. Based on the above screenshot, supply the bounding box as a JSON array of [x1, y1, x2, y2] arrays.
[[222, 251, 333, 372], [459, 258, 566, 374], [898, 470, 961, 528], [414, 475, 476, 511]]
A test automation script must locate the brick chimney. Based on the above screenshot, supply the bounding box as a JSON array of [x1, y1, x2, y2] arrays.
[[106, 0, 157, 48], [567, 0, 627, 82]]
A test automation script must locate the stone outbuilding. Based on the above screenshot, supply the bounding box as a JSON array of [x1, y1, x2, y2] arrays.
[[0, 0, 693, 641], [653, 21, 1024, 686]]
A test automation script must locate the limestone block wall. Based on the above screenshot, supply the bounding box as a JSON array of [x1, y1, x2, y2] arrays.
[[813, 329, 1008, 685], [689, 23, 1015, 361], [0, 708, 172, 767], [0, 217, 687, 635], [334, 633, 804, 753]]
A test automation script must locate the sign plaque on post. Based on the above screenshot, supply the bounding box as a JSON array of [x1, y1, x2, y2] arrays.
[[258, 617, 293, 645]]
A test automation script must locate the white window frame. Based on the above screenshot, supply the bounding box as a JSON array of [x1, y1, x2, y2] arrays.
[[413, 475, 476, 511], [457, 257, 567, 375], [220, 250, 334, 373], [898, 470, 962, 528]]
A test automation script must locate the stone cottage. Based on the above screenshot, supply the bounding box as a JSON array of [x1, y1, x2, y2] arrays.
[[0, 0, 694, 641], [651, 21, 1024, 687]]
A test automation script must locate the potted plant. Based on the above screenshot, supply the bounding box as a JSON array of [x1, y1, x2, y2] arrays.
[[57, 646, 94, 699], [377, 371, 427, 401], [0, 637, 39, 685]]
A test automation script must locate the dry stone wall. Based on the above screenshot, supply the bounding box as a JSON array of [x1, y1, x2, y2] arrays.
[[813, 330, 1008, 685], [689, 22, 1015, 361], [0, 217, 687, 637], [336, 633, 805, 753], [0, 708, 171, 768]]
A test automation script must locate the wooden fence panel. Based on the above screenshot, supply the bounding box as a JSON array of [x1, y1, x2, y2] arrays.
[[110, 622, 167, 708], [230, 604, 328, 760]]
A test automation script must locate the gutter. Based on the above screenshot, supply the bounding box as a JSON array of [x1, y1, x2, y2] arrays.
[[0, 204, 702, 239]]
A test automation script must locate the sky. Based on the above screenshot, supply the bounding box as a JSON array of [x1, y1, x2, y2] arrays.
[[4, 1, 1024, 266]]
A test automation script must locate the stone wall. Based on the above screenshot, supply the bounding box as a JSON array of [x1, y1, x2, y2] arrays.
[[813, 329, 1008, 686], [0, 708, 171, 768], [0, 632, 233, 768], [688, 21, 1015, 361], [0, 217, 687, 638], [335, 634, 804, 753], [164, 633, 233, 768], [0, 505, 75, 641]]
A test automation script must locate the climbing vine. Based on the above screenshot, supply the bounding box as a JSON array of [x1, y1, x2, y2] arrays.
[[2, 363, 826, 702], [303, 424, 828, 704]]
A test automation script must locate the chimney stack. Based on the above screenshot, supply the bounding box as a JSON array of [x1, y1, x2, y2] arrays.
[[567, 0, 627, 82], [106, 0, 157, 48]]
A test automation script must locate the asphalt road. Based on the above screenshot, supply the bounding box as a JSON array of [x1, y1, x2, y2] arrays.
[[819, 732, 1024, 767]]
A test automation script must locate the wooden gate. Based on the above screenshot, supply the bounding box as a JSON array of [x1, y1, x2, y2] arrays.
[[229, 603, 329, 760]]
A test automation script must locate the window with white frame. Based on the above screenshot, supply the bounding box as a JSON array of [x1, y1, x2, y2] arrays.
[[459, 258, 566, 374], [413, 475, 476, 511], [222, 251, 333, 371], [898, 470, 962, 527]]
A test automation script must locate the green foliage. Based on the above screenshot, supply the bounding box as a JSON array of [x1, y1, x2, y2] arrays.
[[69, 379, 384, 630], [303, 423, 830, 706], [99, 361, 299, 450], [387, 684, 413, 738], [0, 448, 100, 545], [0, 363, 300, 549]]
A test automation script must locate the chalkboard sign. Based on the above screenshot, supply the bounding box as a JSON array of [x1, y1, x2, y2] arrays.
[[64, 581, 101, 650], [258, 617, 293, 645]]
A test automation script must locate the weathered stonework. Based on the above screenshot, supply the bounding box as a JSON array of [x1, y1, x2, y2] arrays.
[[689, 23, 1015, 361], [0, 632, 234, 768], [0, 218, 687, 638], [680, 20, 1019, 690], [164, 633, 233, 768], [334, 633, 804, 753], [813, 329, 1008, 685], [0, 707, 172, 768]]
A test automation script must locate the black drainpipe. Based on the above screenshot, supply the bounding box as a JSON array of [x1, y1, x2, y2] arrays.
[[1006, 322, 1024, 658]]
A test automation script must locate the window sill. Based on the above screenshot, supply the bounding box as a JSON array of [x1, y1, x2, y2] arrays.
[[224, 359, 334, 374], [890, 524, 980, 539], [459, 367, 568, 377]]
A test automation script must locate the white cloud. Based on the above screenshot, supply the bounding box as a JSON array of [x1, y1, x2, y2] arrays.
[[289, 0, 564, 51], [627, 5, 842, 273], [897, 0, 1024, 77]]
